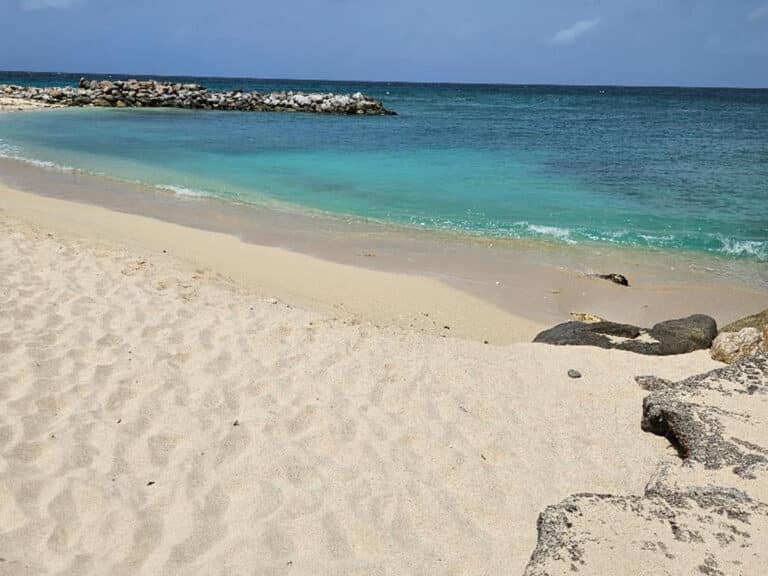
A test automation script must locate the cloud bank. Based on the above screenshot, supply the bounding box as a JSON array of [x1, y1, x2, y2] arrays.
[[551, 18, 600, 44]]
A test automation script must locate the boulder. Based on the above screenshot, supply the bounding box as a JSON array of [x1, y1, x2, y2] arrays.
[[533, 320, 641, 349], [533, 314, 717, 356], [711, 327, 764, 364], [646, 314, 718, 355]]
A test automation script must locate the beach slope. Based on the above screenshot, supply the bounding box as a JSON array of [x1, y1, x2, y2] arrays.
[[0, 197, 726, 575]]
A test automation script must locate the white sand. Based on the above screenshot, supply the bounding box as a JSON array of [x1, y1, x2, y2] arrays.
[[0, 199, 723, 575]]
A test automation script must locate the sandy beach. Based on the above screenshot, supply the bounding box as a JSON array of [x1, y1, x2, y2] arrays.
[[3, 3, 767, 572], [3, 179, 763, 574]]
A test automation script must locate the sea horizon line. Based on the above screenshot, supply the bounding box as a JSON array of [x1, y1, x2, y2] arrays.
[[2, 69, 768, 92]]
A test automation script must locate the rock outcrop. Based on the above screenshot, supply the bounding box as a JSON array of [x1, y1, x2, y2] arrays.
[[524, 354, 768, 575], [0, 78, 396, 116], [721, 309, 768, 334], [533, 314, 718, 356]]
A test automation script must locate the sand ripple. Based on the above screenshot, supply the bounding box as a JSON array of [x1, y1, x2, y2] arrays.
[[0, 215, 721, 575]]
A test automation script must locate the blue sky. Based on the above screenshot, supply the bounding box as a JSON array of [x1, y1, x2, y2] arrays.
[[1, 0, 767, 87]]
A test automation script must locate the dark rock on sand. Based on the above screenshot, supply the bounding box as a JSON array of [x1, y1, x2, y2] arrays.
[[567, 369, 582, 379], [593, 273, 630, 286], [523, 353, 768, 575], [533, 321, 641, 348], [533, 314, 717, 356], [645, 314, 718, 355]]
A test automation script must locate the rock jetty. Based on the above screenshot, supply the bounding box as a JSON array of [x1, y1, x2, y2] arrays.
[[0, 78, 396, 115], [525, 353, 768, 575]]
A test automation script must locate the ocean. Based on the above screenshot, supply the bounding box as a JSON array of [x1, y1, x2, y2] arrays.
[[1, 71, 766, 261]]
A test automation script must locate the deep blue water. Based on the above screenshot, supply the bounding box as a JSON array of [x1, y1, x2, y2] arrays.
[[1, 71, 767, 260]]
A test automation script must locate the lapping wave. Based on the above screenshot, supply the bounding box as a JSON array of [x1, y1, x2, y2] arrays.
[[0, 140, 76, 172], [409, 215, 767, 262], [155, 184, 212, 198], [1, 138, 765, 262]]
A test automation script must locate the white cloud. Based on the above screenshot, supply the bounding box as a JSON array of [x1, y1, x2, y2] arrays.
[[748, 3, 768, 21], [551, 18, 601, 44], [21, 0, 82, 10]]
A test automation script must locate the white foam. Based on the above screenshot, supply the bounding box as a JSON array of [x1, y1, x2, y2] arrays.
[[716, 236, 767, 260], [156, 184, 211, 198], [0, 140, 75, 172], [518, 222, 576, 244]]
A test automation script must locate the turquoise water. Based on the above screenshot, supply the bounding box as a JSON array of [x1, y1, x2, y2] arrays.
[[1, 72, 767, 260]]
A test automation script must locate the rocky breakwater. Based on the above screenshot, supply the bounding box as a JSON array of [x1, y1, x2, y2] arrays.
[[0, 78, 396, 115]]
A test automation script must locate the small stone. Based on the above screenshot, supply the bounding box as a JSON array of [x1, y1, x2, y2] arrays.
[[233, 419, 239, 427], [568, 369, 582, 379], [594, 273, 629, 287], [146, 481, 155, 486]]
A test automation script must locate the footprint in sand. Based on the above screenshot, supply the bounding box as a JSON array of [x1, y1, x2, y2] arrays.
[[168, 484, 229, 566]]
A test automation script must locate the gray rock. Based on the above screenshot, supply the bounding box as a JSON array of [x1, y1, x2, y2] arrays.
[[645, 314, 718, 355], [533, 320, 641, 348], [533, 314, 717, 356], [641, 353, 768, 476], [567, 369, 582, 379], [524, 353, 768, 575], [524, 489, 768, 576]]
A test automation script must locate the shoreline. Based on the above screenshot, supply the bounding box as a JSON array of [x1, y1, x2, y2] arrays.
[[0, 156, 766, 342], [0, 181, 544, 344]]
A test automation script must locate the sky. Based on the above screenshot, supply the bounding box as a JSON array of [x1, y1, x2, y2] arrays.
[[1, 0, 767, 87]]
